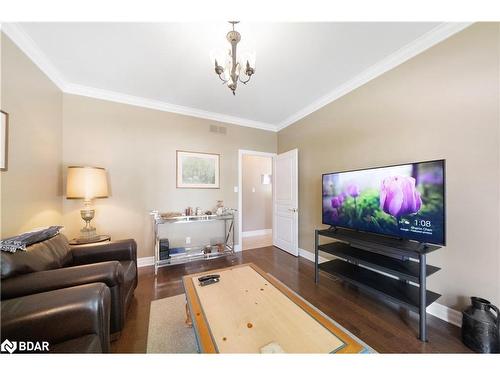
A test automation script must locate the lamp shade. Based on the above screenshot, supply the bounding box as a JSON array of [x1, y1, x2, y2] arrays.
[[66, 166, 109, 200]]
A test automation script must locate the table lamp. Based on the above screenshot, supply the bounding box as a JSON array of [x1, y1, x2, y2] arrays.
[[66, 166, 109, 240]]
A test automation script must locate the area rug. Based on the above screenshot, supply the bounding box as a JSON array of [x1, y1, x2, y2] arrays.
[[147, 293, 376, 353], [147, 294, 198, 353]]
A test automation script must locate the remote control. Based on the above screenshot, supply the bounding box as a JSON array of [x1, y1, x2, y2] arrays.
[[198, 274, 220, 282], [198, 274, 220, 287]]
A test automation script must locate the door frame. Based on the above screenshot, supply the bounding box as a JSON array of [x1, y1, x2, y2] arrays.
[[237, 149, 277, 252]]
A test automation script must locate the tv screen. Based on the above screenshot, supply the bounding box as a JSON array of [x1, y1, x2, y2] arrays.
[[322, 160, 445, 245]]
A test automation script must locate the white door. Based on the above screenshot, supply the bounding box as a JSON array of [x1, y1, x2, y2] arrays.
[[273, 149, 298, 256]]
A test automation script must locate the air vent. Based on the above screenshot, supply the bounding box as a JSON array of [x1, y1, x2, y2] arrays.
[[209, 125, 227, 135]]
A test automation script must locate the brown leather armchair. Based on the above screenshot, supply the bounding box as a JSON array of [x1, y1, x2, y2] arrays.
[[1, 234, 137, 338], [1, 283, 111, 353]]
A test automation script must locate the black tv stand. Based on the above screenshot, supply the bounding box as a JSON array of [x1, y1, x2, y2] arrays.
[[314, 228, 442, 341]]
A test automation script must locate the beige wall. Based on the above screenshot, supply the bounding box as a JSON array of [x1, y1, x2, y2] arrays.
[[278, 23, 500, 310], [62, 94, 277, 258], [242, 154, 273, 232], [1, 33, 63, 237]]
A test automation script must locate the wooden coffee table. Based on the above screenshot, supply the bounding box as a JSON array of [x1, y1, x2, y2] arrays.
[[182, 263, 364, 353]]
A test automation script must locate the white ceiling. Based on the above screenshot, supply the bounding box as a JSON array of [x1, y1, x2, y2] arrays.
[[4, 22, 471, 131]]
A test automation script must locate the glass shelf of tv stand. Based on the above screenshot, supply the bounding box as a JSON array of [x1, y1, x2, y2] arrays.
[[150, 211, 236, 274]]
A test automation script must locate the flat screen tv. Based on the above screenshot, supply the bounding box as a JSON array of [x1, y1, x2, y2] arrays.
[[322, 160, 445, 245]]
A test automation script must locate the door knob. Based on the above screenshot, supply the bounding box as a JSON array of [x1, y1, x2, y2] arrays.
[[288, 208, 298, 213]]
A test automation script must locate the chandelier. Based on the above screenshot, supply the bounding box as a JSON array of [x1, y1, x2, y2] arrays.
[[211, 21, 256, 95]]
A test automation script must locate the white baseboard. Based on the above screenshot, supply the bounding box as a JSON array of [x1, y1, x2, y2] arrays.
[[298, 248, 330, 263], [242, 229, 272, 238], [297, 248, 462, 327], [137, 256, 154, 267], [427, 302, 462, 327]]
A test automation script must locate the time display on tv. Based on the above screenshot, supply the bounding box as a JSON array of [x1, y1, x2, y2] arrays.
[[322, 160, 445, 245]]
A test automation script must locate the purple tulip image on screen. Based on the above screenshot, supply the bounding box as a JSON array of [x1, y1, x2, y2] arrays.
[[322, 160, 445, 245], [331, 196, 342, 209], [346, 183, 360, 198], [380, 175, 422, 217]]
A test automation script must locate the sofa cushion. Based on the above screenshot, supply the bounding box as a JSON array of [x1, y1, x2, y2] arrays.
[[1, 234, 73, 279]]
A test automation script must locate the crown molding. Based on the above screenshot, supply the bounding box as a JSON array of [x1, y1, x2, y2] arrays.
[[1, 23, 68, 91], [1, 22, 277, 132], [3, 22, 472, 133], [63, 83, 277, 131], [275, 22, 474, 131]]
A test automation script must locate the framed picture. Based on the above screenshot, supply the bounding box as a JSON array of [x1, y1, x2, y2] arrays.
[[1, 111, 8, 171], [176, 150, 220, 189]]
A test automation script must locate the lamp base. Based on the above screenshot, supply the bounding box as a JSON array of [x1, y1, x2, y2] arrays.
[[79, 227, 99, 241], [79, 206, 99, 241]]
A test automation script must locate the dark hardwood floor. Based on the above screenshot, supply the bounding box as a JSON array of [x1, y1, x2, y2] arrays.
[[111, 246, 471, 353]]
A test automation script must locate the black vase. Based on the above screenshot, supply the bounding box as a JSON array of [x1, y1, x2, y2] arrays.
[[462, 297, 499, 353]]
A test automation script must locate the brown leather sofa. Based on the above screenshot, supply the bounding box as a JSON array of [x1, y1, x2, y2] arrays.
[[1, 283, 111, 353], [1, 234, 137, 338]]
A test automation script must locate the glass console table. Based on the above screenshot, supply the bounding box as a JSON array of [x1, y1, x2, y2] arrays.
[[150, 210, 236, 275]]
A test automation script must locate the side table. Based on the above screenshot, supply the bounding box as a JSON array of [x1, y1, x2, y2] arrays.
[[69, 235, 111, 246]]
